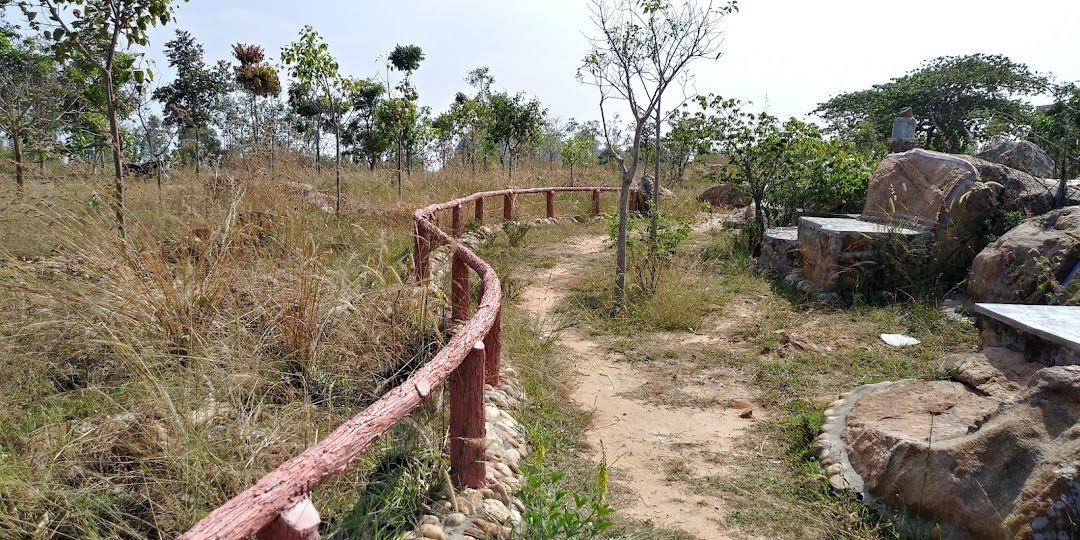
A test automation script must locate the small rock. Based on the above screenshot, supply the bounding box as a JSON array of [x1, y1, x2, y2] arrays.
[[739, 409, 754, 419], [481, 498, 511, 523], [444, 513, 466, 527], [419, 523, 447, 540], [419, 515, 440, 526]]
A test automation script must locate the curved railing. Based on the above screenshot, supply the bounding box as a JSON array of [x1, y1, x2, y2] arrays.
[[181, 186, 633, 539]]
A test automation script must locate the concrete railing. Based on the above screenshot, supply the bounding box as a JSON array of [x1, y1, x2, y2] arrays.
[[181, 186, 634, 539]]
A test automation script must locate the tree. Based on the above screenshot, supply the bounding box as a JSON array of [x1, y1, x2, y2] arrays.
[[18, 0, 183, 236], [342, 78, 387, 170], [281, 25, 346, 214], [815, 54, 1046, 154], [662, 108, 712, 183], [153, 29, 229, 175], [698, 95, 873, 243], [381, 44, 424, 195], [561, 137, 593, 184], [232, 43, 280, 156], [579, 0, 736, 312], [487, 91, 544, 181], [1030, 83, 1080, 208], [0, 35, 75, 193], [287, 83, 325, 171]]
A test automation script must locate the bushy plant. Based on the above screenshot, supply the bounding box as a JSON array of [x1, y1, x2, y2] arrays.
[[605, 212, 691, 297], [517, 446, 613, 539], [503, 221, 531, 248]]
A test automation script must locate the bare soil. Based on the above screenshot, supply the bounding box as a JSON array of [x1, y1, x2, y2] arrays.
[[518, 233, 760, 538]]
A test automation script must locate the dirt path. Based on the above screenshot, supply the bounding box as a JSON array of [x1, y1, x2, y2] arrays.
[[518, 232, 758, 538]]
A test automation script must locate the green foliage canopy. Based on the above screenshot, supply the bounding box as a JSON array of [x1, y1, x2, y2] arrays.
[[815, 54, 1047, 153]]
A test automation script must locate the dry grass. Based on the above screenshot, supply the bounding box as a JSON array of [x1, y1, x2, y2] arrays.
[[0, 160, 620, 537]]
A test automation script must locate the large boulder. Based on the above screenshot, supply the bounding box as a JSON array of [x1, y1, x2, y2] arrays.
[[697, 183, 748, 208], [967, 206, 1080, 305], [976, 137, 1056, 178], [818, 350, 1080, 539], [861, 149, 1056, 282]]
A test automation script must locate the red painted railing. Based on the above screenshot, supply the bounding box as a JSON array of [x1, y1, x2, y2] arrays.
[[181, 186, 629, 539]]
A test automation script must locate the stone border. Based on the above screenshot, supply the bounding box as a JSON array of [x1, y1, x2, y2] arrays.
[[814, 381, 896, 495]]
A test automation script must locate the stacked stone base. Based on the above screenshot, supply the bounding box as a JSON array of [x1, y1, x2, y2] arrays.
[[788, 217, 931, 302]]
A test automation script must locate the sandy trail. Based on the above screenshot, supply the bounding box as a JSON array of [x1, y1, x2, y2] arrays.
[[517, 232, 756, 538]]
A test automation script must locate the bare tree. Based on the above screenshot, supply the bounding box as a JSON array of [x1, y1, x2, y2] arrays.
[[579, 0, 736, 312]]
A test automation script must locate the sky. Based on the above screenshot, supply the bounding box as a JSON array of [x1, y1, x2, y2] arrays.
[[131, 0, 1080, 124]]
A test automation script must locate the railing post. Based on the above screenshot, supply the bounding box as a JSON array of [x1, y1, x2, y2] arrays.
[[413, 220, 430, 281], [591, 189, 601, 216], [630, 188, 640, 213], [474, 196, 484, 225], [450, 341, 486, 489], [545, 190, 555, 218], [503, 192, 514, 221], [256, 497, 320, 540], [452, 204, 464, 237], [483, 307, 502, 387], [452, 249, 469, 321]]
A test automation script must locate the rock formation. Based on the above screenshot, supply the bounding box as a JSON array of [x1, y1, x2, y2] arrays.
[[697, 183, 748, 208], [818, 349, 1080, 539], [968, 206, 1080, 305], [976, 137, 1056, 179]]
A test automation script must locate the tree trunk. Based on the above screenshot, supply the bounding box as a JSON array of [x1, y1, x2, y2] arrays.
[[104, 71, 125, 238], [614, 168, 633, 313], [651, 101, 662, 238], [195, 125, 201, 175], [335, 118, 342, 218], [13, 134, 24, 194], [315, 128, 322, 174], [396, 136, 403, 196], [250, 93, 259, 156]]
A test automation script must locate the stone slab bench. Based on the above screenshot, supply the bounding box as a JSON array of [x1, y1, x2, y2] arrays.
[[973, 303, 1080, 365], [797, 216, 931, 299]]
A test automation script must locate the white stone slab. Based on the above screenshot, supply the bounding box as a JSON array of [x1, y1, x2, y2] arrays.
[[765, 226, 798, 241], [973, 303, 1080, 352], [799, 216, 926, 236]]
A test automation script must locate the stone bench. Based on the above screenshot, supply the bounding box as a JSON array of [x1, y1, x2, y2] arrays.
[[796, 217, 931, 299], [973, 303, 1080, 366]]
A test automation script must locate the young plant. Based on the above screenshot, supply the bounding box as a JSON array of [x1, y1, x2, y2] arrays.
[[518, 445, 614, 539]]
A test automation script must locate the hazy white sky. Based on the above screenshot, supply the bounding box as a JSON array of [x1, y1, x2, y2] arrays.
[[142, 0, 1080, 123]]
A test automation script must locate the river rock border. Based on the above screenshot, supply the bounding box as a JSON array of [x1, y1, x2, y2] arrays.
[[409, 216, 589, 540]]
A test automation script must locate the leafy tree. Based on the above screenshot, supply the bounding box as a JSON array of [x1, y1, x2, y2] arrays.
[[0, 35, 75, 192], [342, 78, 389, 170], [560, 137, 592, 184], [383, 44, 424, 195], [18, 0, 183, 235], [287, 83, 326, 171], [281, 25, 349, 214], [1030, 83, 1080, 207], [487, 91, 544, 181], [232, 42, 281, 155], [815, 54, 1046, 154], [153, 29, 230, 174], [662, 109, 712, 183], [580, 0, 736, 311], [698, 95, 872, 242]]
